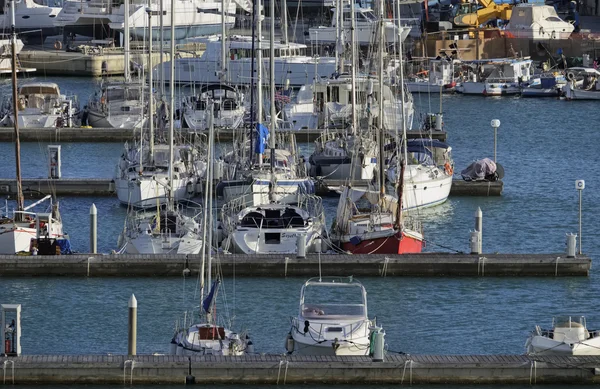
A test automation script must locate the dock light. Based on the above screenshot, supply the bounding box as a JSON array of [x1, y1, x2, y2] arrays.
[[490, 119, 500, 163], [576, 180, 585, 255]]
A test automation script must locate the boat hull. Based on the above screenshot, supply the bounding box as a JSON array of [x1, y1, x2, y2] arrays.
[[87, 110, 146, 129], [340, 230, 423, 254], [115, 176, 195, 208], [527, 335, 600, 356], [291, 337, 371, 356]]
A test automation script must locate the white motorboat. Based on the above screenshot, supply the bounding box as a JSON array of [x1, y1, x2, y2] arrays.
[[87, 81, 149, 129], [505, 4, 574, 40], [284, 75, 414, 132], [114, 143, 203, 208], [1, 82, 79, 128], [456, 58, 533, 96], [286, 277, 379, 356], [521, 72, 565, 97], [55, 0, 235, 41], [526, 316, 600, 356], [308, 5, 411, 45], [0, 0, 61, 39], [155, 35, 338, 87], [562, 67, 600, 100], [386, 138, 454, 211], [405, 59, 457, 93], [219, 196, 326, 254], [181, 84, 246, 131]]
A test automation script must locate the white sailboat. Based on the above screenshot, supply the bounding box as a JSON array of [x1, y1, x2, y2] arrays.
[[170, 67, 251, 356], [526, 316, 600, 356], [180, 84, 246, 131], [117, 8, 203, 254], [0, 0, 67, 255], [287, 277, 379, 356]]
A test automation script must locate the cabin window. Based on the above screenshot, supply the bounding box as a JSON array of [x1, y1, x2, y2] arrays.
[[183, 63, 194, 73], [327, 86, 339, 102], [121, 106, 131, 112], [0, 0, 4, 15], [264, 232, 281, 244]]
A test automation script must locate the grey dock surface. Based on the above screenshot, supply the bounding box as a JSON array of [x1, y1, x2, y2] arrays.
[[0, 178, 501, 197], [0, 128, 446, 143], [1, 354, 600, 384], [0, 253, 590, 277]]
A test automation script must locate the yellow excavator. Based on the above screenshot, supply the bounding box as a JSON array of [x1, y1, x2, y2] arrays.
[[452, 0, 513, 27]]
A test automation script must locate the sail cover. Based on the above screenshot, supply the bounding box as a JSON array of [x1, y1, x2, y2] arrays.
[[202, 279, 221, 313]]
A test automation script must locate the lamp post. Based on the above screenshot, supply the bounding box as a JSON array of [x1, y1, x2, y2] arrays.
[[491, 119, 500, 163], [576, 180, 585, 255]]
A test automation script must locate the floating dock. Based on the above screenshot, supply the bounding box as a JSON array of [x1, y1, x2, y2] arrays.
[[0, 253, 590, 277], [0, 128, 446, 143], [0, 178, 501, 197], [1, 354, 600, 384]]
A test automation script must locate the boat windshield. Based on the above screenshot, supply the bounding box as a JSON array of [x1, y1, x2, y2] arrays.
[[553, 316, 587, 328], [301, 281, 366, 319]]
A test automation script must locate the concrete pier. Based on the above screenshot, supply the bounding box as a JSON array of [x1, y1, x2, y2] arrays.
[[0, 253, 590, 277], [1, 354, 600, 384], [0, 128, 446, 143]]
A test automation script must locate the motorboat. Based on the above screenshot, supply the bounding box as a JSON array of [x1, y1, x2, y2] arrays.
[[562, 67, 600, 100], [0, 82, 79, 128], [54, 0, 236, 41], [286, 277, 380, 356], [456, 58, 533, 96], [284, 75, 414, 132], [525, 316, 600, 356], [87, 81, 149, 129], [521, 72, 565, 97], [219, 195, 326, 254], [0, 37, 35, 75], [386, 138, 454, 211], [405, 59, 458, 93], [114, 143, 204, 208], [0, 0, 61, 39], [308, 5, 411, 45], [181, 84, 246, 131], [155, 35, 338, 87], [505, 4, 574, 40]]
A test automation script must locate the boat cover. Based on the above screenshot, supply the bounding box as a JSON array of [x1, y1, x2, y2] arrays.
[[460, 158, 498, 181]]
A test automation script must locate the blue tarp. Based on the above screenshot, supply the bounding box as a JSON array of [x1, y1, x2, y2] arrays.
[[255, 123, 269, 154], [56, 239, 73, 255]]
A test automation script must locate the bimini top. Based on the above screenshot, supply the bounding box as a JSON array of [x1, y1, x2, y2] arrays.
[[18, 82, 61, 96]]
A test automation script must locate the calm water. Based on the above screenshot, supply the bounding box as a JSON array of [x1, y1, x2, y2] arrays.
[[0, 77, 599, 364]]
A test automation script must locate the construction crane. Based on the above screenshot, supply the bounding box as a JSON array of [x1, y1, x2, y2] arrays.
[[452, 0, 513, 27]]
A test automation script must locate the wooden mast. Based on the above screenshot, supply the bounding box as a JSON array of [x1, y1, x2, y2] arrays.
[[10, 0, 24, 220]]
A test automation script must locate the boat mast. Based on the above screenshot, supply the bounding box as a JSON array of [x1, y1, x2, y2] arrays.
[[281, 0, 288, 45], [350, 0, 357, 136], [205, 109, 215, 320], [124, 0, 130, 83], [167, 0, 175, 211], [377, 0, 385, 198], [395, 0, 407, 229], [159, 0, 165, 98], [220, 0, 226, 81], [9, 0, 23, 218], [269, 0, 276, 189], [335, 0, 343, 74], [147, 8, 154, 160], [256, 0, 263, 165]]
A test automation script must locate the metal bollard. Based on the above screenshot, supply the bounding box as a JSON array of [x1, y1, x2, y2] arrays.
[[296, 233, 306, 258], [128, 294, 137, 356], [90, 203, 97, 254], [566, 233, 577, 258]]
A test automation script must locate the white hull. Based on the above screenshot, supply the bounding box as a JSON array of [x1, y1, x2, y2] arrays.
[[122, 233, 202, 254], [160, 57, 337, 87], [310, 159, 376, 181], [87, 110, 146, 129], [563, 86, 600, 100], [406, 81, 454, 93], [115, 176, 196, 208], [291, 337, 371, 356], [527, 335, 600, 356], [401, 167, 453, 211], [458, 82, 521, 95], [0, 0, 61, 37], [0, 222, 63, 254], [309, 23, 409, 45], [226, 225, 321, 254], [221, 180, 310, 206]]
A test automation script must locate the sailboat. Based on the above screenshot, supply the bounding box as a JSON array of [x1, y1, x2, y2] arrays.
[[218, 0, 326, 254], [0, 0, 67, 255], [170, 80, 251, 356], [329, 0, 424, 255], [117, 7, 203, 255]]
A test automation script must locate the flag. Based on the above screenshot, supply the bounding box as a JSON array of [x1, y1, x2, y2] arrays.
[[202, 279, 221, 313], [274, 90, 291, 103], [255, 123, 269, 154]]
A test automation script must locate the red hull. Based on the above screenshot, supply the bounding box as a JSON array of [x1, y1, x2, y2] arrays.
[[341, 231, 423, 254]]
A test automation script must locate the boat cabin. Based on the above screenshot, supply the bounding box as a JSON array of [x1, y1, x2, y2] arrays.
[[462, 59, 533, 83], [239, 206, 306, 229], [300, 277, 368, 320]]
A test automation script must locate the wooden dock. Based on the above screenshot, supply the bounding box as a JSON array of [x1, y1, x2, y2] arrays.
[[0, 253, 590, 277], [2, 354, 600, 384], [0, 177, 501, 197], [0, 128, 446, 143]]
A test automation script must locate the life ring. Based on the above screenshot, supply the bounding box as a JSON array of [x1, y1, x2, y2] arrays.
[[566, 71, 576, 81], [54, 40, 62, 50], [444, 162, 453, 176]]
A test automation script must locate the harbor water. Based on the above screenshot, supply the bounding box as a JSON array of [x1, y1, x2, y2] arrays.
[[0, 76, 599, 364]]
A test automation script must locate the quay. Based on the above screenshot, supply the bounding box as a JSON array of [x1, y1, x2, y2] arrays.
[[0, 128, 447, 143], [0, 178, 500, 197], [0, 253, 590, 277], [1, 354, 600, 384]]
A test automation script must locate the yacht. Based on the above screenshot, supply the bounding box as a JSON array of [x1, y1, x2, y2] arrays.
[[309, 132, 378, 180], [526, 316, 600, 356], [54, 0, 235, 41], [386, 138, 454, 211], [219, 194, 326, 254], [0, 0, 61, 39], [87, 81, 148, 129], [308, 5, 411, 45], [287, 277, 380, 356], [1, 82, 79, 128], [456, 58, 533, 96], [155, 35, 338, 87], [181, 84, 246, 131], [505, 4, 574, 40]]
